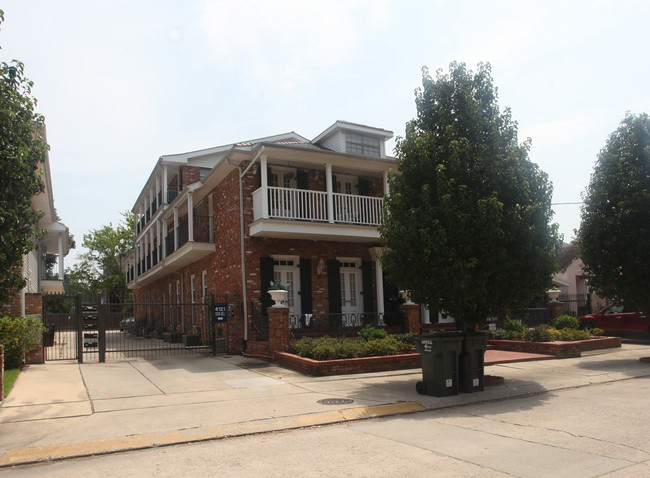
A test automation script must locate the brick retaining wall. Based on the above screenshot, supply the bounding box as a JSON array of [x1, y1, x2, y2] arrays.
[[488, 336, 621, 358]]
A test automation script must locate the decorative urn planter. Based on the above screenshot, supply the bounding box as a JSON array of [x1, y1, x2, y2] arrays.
[[269, 289, 289, 308], [547, 288, 561, 302]]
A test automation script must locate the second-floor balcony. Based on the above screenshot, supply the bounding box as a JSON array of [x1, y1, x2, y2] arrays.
[[251, 186, 384, 242], [129, 214, 215, 288]]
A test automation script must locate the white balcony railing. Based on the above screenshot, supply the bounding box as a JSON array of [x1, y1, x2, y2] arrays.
[[253, 186, 383, 226]]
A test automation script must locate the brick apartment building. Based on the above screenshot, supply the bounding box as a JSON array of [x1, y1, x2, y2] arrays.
[[126, 121, 436, 355]]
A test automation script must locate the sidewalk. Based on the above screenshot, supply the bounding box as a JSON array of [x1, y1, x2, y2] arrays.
[[1, 343, 648, 468]]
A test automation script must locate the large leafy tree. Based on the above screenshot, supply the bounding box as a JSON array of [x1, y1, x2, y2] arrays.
[[0, 10, 48, 304], [66, 212, 135, 303], [380, 62, 560, 329], [578, 113, 650, 313]]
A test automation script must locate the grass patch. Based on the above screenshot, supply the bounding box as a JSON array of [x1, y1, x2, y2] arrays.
[[3, 368, 20, 398]]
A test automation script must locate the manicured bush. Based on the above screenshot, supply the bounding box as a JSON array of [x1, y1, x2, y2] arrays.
[[503, 317, 528, 334], [524, 324, 559, 342], [358, 325, 388, 341], [392, 332, 415, 346], [557, 328, 591, 341], [551, 315, 580, 330], [0, 315, 44, 369], [592, 328, 605, 336], [290, 335, 414, 360]]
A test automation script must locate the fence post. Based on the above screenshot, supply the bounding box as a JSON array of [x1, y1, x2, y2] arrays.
[[211, 295, 216, 356], [98, 303, 106, 363], [76, 294, 84, 363]]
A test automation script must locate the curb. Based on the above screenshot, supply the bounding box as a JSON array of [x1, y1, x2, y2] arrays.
[[0, 401, 426, 468]]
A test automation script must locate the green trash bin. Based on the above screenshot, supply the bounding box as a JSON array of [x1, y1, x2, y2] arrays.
[[458, 332, 488, 393], [415, 333, 463, 397]]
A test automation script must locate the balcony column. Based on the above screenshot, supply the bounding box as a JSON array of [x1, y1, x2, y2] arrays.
[[156, 219, 161, 259], [149, 227, 154, 264], [188, 191, 194, 242], [326, 163, 334, 223], [149, 187, 154, 216], [162, 219, 168, 259], [369, 247, 385, 325], [383, 171, 389, 197], [58, 235, 65, 278], [173, 207, 179, 251], [260, 155, 269, 219], [163, 165, 168, 203]]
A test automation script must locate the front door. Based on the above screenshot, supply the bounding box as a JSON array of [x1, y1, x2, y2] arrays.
[[340, 260, 362, 326], [273, 257, 301, 319]]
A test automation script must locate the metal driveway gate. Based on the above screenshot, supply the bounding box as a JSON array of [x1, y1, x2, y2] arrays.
[[42, 294, 82, 361], [43, 295, 229, 362]]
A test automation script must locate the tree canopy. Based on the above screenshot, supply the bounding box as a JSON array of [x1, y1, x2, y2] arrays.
[[0, 10, 48, 304], [66, 212, 135, 303], [578, 113, 650, 313], [380, 62, 560, 329]]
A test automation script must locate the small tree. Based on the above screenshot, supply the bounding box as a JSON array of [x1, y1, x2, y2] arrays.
[[578, 113, 650, 313], [0, 10, 47, 304], [380, 62, 560, 330], [67, 212, 135, 303]]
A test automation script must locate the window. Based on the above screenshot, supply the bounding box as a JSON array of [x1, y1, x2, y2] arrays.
[[202, 270, 208, 301], [176, 280, 182, 322], [346, 133, 380, 157]]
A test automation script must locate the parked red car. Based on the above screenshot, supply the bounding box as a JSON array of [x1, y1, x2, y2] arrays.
[[579, 304, 649, 335]]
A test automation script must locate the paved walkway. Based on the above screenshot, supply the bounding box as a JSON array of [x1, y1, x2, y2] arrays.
[[1, 343, 648, 468]]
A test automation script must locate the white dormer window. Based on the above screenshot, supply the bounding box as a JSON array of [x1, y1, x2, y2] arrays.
[[345, 133, 381, 157]]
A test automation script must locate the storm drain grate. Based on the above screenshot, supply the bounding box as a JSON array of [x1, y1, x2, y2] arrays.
[[317, 398, 354, 405]]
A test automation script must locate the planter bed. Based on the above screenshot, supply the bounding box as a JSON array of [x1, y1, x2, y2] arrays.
[[488, 336, 621, 358], [275, 351, 421, 376]]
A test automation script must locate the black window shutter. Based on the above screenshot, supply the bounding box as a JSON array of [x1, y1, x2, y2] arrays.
[[358, 178, 369, 196], [332, 174, 338, 193], [260, 257, 274, 316], [362, 261, 373, 313], [327, 260, 341, 314], [299, 259, 312, 314]]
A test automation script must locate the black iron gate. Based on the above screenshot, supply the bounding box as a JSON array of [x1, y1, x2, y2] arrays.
[[43, 294, 229, 362]]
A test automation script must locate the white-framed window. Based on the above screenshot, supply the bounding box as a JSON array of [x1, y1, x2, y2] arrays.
[[345, 133, 380, 157], [202, 270, 208, 301], [269, 167, 297, 188], [169, 282, 174, 328]]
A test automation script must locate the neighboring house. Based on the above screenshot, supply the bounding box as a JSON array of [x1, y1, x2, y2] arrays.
[[554, 243, 607, 316], [2, 125, 70, 318], [126, 121, 407, 353]]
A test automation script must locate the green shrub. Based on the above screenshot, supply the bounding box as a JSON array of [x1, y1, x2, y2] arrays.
[[392, 332, 415, 346], [0, 315, 45, 369], [557, 328, 591, 341], [312, 337, 340, 360], [551, 315, 580, 330], [591, 328, 605, 336], [290, 335, 413, 360], [524, 324, 559, 342], [358, 325, 388, 341], [503, 317, 528, 334], [291, 337, 316, 357]]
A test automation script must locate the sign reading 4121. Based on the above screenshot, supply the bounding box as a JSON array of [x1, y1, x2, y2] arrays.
[[214, 304, 227, 323]]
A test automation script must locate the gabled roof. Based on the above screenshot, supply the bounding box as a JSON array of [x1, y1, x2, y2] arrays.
[[312, 120, 393, 145], [557, 243, 579, 271]]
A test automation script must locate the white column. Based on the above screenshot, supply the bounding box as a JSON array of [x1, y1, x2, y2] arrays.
[[261, 155, 269, 218], [326, 163, 334, 223], [162, 219, 168, 259], [369, 247, 385, 324], [383, 171, 389, 197], [188, 191, 194, 242], [155, 175, 161, 208], [173, 207, 179, 250], [162, 165, 168, 203], [58, 235, 65, 278], [156, 220, 161, 260]]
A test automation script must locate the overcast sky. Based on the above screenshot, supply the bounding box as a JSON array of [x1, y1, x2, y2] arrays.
[[2, 0, 649, 264]]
